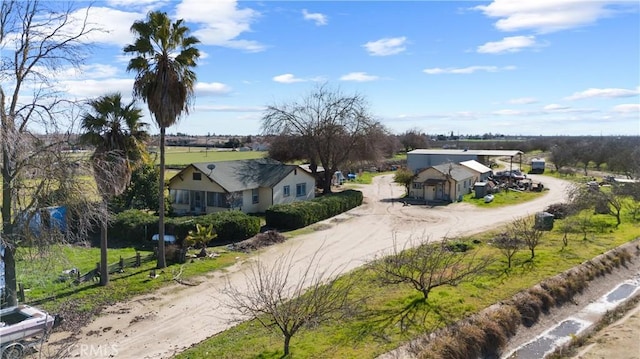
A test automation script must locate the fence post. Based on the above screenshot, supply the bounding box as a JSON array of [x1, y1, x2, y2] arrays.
[[119, 256, 124, 271], [18, 283, 25, 303], [136, 252, 141, 267]]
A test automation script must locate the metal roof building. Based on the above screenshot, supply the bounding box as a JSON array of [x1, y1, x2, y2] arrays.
[[407, 149, 523, 174]]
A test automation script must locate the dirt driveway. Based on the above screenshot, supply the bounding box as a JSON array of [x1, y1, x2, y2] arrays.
[[46, 174, 571, 359]]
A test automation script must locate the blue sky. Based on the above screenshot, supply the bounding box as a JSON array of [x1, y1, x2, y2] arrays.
[[45, 1, 640, 136]]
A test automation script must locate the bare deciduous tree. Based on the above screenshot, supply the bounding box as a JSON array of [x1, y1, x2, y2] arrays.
[[371, 235, 493, 301], [511, 216, 543, 260], [569, 184, 623, 227], [492, 232, 523, 269], [224, 250, 359, 357], [262, 83, 384, 194], [1, 0, 103, 306]]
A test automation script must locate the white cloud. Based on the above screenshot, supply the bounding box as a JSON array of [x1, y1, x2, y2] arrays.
[[474, 0, 627, 34], [423, 65, 516, 74], [543, 104, 570, 111], [493, 109, 524, 116], [73, 7, 145, 47], [612, 104, 640, 113], [339, 72, 379, 82], [509, 97, 538, 104], [176, 0, 264, 52], [272, 74, 306, 83], [302, 9, 327, 26], [196, 82, 232, 96], [106, 0, 167, 12], [477, 35, 537, 54], [363, 37, 407, 56], [61, 78, 134, 98], [565, 87, 640, 100]]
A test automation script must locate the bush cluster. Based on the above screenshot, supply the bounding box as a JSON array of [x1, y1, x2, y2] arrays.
[[111, 209, 260, 244], [544, 202, 573, 219], [264, 190, 363, 230]]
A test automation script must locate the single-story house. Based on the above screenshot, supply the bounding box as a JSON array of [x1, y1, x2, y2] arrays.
[[459, 160, 493, 183], [410, 163, 475, 202], [168, 158, 316, 214]]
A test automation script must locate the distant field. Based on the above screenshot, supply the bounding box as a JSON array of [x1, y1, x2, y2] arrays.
[[157, 147, 267, 166]]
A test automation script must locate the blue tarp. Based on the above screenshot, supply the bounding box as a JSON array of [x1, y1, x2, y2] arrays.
[[23, 206, 67, 237]]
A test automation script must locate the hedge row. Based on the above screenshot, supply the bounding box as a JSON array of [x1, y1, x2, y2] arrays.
[[111, 209, 261, 244], [265, 190, 363, 230]]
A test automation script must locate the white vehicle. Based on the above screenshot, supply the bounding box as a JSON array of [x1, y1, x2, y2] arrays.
[[0, 305, 59, 359]]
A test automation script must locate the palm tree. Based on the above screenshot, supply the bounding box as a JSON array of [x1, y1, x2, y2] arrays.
[[80, 93, 149, 285], [124, 11, 200, 268]]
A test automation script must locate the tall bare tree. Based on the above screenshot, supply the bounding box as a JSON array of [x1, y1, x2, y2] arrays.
[[0, 1, 102, 306], [262, 84, 382, 194], [124, 11, 200, 268], [224, 249, 359, 357]]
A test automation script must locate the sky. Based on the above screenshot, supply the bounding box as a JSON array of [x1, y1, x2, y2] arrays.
[[16, 0, 640, 136]]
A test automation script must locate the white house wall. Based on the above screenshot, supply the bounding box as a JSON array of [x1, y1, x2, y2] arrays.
[[272, 168, 316, 204]]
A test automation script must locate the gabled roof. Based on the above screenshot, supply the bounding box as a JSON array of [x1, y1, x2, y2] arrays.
[[171, 158, 304, 192], [459, 160, 492, 174], [430, 163, 475, 182]]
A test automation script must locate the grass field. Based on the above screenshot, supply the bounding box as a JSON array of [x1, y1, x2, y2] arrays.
[[15, 243, 248, 330], [159, 147, 267, 167]]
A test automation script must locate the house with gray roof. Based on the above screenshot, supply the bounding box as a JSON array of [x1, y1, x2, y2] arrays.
[[168, 159, 316, 214], [410, 163, 475, 202]]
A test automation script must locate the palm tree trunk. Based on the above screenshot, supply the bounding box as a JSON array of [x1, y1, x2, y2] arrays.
[[157, 126, 167, 268], [100, 203, 109, 286]]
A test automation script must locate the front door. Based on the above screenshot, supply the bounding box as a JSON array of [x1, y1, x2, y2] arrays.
[[436, 184, 444, 200], [190, 191, 205, 214]]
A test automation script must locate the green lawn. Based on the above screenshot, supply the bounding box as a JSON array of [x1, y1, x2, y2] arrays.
[[16, 243, 248, 325], [160, 147, 267, 166], [464, 188, 546, 207]]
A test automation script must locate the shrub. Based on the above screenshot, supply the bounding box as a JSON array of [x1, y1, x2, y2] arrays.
[[512, 292, 543, 327], [265, 190, 363, 230], [446, 241, 472, 252], [197, 211, 261, 243], [544, 203, 573, 219], [110, 209, 158, 242]]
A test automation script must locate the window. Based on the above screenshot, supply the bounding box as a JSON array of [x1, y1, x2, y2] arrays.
[[252, 188, 259, 204], [172, 189, 189, 204], [192, 172, 201, 181], [206, 191, 229, 208], [296, 183, 307, 197], [283, 185, 290, 197], [412, 182, 422, 189]]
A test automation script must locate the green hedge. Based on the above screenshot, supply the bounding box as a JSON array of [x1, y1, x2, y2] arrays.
[[265, 190, 363, 230], [111, 210, 260, 244]]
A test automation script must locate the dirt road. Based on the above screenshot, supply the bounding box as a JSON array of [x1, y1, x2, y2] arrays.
[[46, 174, 570, 359]]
